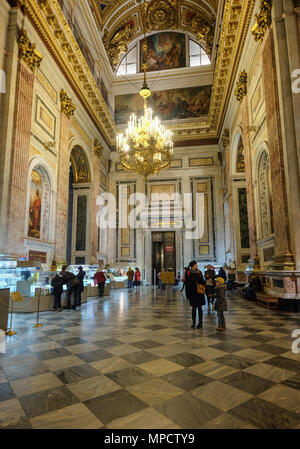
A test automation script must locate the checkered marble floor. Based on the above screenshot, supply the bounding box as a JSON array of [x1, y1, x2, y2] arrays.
[[1, 287, 300, 429]]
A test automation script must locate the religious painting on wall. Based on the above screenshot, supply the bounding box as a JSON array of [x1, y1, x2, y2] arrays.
[[141, 32, 186, 72], [115, 85, 211, 124], [28, 169, 42, 239]]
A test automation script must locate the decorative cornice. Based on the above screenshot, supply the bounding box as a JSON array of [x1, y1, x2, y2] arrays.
[[235, 71, 247, 102], [20, 0, 116, 147], [94, 138, 104, 159], [17, 29, 43, 71], [251, 0, 272, 44], [208, 0, 255, 134], [60, 89, 76, 119]]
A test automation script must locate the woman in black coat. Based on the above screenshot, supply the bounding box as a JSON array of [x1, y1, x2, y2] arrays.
[[185, 261, 206, 329]]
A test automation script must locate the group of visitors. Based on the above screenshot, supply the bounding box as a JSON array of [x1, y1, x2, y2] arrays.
[[51, 265, 108, 311], [183, 262, 228, 331], [51, 265, 85, 312], [127, 267, 141, 288]]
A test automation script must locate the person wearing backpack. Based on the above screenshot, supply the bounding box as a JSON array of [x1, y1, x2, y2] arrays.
[[185, 261, 206, 329], [51, 272, 64, 312]]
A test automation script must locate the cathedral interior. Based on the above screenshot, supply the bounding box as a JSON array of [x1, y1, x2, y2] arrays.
[[0, 0, 300, 431]]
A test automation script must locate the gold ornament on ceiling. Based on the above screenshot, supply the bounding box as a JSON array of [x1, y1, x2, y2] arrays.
[[144, 0, 177, 31], [235, 71, 247, 102], [181, 7, 214, 57], [104, 16, 138, 68], [94, 139, 104, 159], [251, 0, 272, 43], [17, 29, 43, 71]]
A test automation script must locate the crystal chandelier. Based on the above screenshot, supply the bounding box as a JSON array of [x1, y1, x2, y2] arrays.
[[116, 40, 173, 177]]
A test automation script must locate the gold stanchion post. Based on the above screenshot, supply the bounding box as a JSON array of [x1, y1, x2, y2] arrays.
[[5, 292, 23, 336], [33, 288, 43, 328]]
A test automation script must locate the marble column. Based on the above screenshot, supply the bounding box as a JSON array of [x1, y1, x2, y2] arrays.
[[55, 112, 71, 263], [7, 58, 35, 255], [261, 30, 294, 270], [90, 152, 101, 264], [241, 98, 260, 270]]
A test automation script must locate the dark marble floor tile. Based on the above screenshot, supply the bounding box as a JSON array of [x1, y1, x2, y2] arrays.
[[161, 369, 211, 391], [0, 382, 16, 401], [214, 355, 254, 370], [34, 348, 71, 361], [4, 361, 48, 381], [229, 397, 299, 429], [282, 376, 300, 392], [144, 325, 168, 331], [42, 329, 70, 336], [155, 392, 221, 428], [18, 386, 79, 419], [54, 364, 101, 384], [106, 366, 153, 387], [59, 338, 88, 346], [238, 327, 261, 333], [121, 351, 159, 365], [84, 389, 148, 425], [211, 343, 242, 353], [131, 340, 164, 350], [77, 349, 112, 363], [253, 344, 287, 356], [265, 356, 300, 372], [1, 346, 31, 358], [220, 371, 275, 395], [167, 352, 205, 368], [93, 338, 123, 348], [243, 335, 273, 343]]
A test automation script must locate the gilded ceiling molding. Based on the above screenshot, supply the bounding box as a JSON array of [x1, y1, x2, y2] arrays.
[[103, 15, 139, 68], [251, 0, 272, 44], [19, 0, 116, 147], [60, 89, 76, 119], [235, 71, 247, 102], [18, 29, 43, 71], [208, 0, 255, 134], [94, 139, 104, 159], [144, 0, 178, 32], [221, 128, 230, 149]]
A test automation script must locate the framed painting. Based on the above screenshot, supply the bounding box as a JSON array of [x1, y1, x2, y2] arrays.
[[140, 32, 186, 72]]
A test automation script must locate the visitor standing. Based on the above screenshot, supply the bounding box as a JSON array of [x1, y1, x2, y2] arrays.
[[205, 264, 216, 312], [127, 267, 134, 289], [227, 265, 236, 291], [218, 266, 227, 282], [76, 266, 86, 307], [180, 267, 188, 293], [133, 268, 141, 288], [214, 277, 227, 331], [51, 272, 63, 312], [185, 261, 206, 329], [94, 269, 106, 297], [61, 265, 80, 310]]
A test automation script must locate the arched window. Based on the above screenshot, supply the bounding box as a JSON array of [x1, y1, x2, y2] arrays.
[[189, 39, 210, 67], [116, 46, 137, 76]]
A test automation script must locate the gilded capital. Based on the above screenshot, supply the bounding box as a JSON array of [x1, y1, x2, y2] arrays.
[[235, 71, 247, 102], [221, 129, 230, 149], [60, 89, 76, 118], [18, 29, 43, 71], [94, 138, 104, 159], [251, 0, 272, 43]]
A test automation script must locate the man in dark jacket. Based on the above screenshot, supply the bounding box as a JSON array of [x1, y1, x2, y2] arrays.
[[185, 261, 206, 329], [76, 266, 86, 307], [51, 273, 63, 312], [61, 265, 80, 310]]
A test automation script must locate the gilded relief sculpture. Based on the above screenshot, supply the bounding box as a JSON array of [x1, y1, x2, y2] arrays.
[[251, 0, 273, 43], [18, 29, 43, 71], [235, 71, 248, 102], [60, 89, 76, 118], [104, 18, 138, 68]]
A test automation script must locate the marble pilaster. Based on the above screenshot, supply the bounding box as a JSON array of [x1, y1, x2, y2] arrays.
[[261, 31, 294, 271], [90, 154, 100, 264], [54, 112, 71, 263], [7, 58, 35, 256], [241, 98, 259, 270]]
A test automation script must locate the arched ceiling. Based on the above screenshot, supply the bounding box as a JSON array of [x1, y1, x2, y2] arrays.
[[90, 0, 219, 69]]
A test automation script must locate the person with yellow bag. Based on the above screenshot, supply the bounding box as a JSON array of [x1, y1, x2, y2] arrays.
[[185, 261, 206, 329]]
